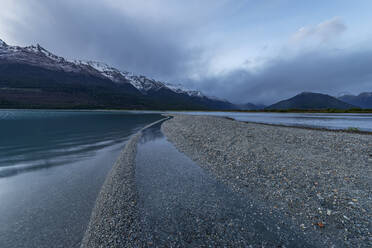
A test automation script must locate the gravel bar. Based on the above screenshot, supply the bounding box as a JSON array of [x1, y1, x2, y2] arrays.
[[162, 114, 372, 247], [80, 118, 168, 248], [136, 121, 317, 247]]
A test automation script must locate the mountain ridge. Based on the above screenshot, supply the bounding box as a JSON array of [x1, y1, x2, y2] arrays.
[[0, 39, 234, 110], [338, 92, 372, 109], [0, 39, 368, 111], [267, 92, 356, 110], [0, 39, 208, 97]]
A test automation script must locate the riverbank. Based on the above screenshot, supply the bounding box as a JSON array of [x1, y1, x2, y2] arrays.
[[162, 115, 372, 247]]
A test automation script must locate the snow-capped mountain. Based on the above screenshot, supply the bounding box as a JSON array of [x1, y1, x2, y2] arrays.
[[0, 39, 234, 110], [0, 39, 206, 98], [0, 40, 96, 75], [165, 83, 204, 97], [74, 60, 205, 97], [75, 60, 166, 92]]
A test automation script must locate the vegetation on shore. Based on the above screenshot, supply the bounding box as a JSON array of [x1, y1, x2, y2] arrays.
[[1, 105, 372, 113], [168, 108, 372, 114]]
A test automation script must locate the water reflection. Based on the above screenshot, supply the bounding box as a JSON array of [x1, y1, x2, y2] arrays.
[[136, 121, 315, 247], [0, 110, 160, 177], [140, 121, 167, 143], [0, 110, 162, 248]]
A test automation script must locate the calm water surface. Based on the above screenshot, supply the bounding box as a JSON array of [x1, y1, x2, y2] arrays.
[[0, 110, 370, 247], [175, 112, 372, 131], [0, 110, 162, 248]]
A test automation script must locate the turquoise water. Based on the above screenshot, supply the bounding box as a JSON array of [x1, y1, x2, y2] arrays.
[[0, 110, 162, 248]]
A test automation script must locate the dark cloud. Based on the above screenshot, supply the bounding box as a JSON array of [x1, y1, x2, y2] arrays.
[[1, 2, 371, 105], [2, 0, 214, 80], [190, 48, 372, 104]]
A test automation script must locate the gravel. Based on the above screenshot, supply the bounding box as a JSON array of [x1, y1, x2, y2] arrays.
[[80, 118, 168, 248], [136, 122, 315, 247], [162, 114, 372, 247]]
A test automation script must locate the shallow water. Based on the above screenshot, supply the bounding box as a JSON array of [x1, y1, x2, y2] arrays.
[[0, 110, 162, 248], [173, 112, 372, 131], [135, 122, 314, 247]]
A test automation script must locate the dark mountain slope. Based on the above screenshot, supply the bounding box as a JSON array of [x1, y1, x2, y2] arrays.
[[0, 39, 234, 110], [0, 63, 145, 109], [267, 92, 356, 110], [338, 92, 372, 109], [236, 102, 264, 110]]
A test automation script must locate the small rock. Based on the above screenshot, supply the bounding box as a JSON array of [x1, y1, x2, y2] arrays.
[[314, 221, 325, 228], [316, 193, 324, 200]]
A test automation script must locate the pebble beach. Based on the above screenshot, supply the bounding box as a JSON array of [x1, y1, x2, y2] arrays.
[[162, 115, 372, 247], [81, 114, 371, 247]]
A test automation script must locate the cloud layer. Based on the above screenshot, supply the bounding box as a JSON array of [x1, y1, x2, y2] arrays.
[[0, 0, 232, 80], [292, 17, 347, 44], [0, 1, 371, 104], [191, 48, 372, 104]]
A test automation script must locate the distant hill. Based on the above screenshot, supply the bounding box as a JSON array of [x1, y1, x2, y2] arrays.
[[235, 102, 265, 110], [0, 39, 234, 110], [267, 92, 356, 110], [338, 92, 372, 109]]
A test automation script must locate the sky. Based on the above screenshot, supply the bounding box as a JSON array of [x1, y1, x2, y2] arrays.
[[0, 0, 371, 104]]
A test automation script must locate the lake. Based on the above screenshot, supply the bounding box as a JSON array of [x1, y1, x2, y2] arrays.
[[175, 112, 372, 132], [0, 110, 371, 247], [0, 110, 162, 248]]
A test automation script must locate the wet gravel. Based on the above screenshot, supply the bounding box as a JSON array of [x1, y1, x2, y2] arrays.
[[81, 118, 168, 248], [162, 114, 372, 247], [136, 122, 315, 247]]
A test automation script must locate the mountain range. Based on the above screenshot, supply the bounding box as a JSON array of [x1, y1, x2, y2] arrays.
[[0, 39, 370, 110], [0, 39, 235, 110], [338, 92, 372, 109]]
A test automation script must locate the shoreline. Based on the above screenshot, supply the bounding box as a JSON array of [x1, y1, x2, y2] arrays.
[[162, 114, 372, 247], [1, 107, 372, 114], [2, 108, 371, 133], [80, 117, 169, 248], [81, 114, 371, 247], [222, 117, 372, 135]]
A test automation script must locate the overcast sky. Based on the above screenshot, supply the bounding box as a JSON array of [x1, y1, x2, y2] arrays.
[[1, 0, 371, 104]]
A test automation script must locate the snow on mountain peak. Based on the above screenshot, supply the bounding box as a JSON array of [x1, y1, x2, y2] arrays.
[[0, 38, 210, 99], [0, 39, 7, 47], [24, 44, 65, 63], [75, 60, 120, 74], [165, 83, 204, 97], [73, 60, 132, 83], [71, 59, 204, 96]]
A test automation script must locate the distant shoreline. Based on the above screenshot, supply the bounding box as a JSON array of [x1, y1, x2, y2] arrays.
[[2, 108, 371, 133], [221, 117, 372, 135], [1, 107, 372, 113]]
